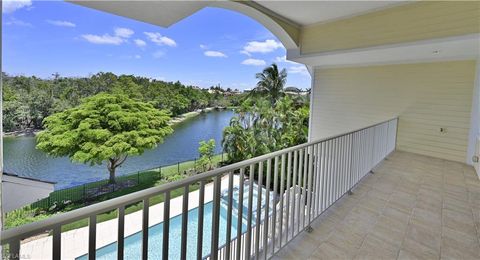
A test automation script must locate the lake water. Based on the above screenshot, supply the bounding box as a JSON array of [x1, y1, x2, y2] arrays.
[[3, 110, 235, 189]]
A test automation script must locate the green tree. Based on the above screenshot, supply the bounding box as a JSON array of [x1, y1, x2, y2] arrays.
[[222, 96, 308, 192], [198, 139, 216, 171], [252, 63, 287, 105], [36, 93, 173, 184], [222, 96, 308, 164], [2, 71, 241, 133]]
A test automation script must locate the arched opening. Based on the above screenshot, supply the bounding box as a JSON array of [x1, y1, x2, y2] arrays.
[[2, 0, 310, 198], [208, 1, 299, 51], [1, 3, 311, 258]]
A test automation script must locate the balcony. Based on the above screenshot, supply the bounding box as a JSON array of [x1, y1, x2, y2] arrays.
[[2, 1, 479, 259], [273, 151, 480, 260], [2, 118, 398, 259], [2, 116, 480, 259]]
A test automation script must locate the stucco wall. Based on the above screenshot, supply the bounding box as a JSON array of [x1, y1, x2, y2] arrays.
[[310, 60, 477, 163], [2, 175, 54, 212]]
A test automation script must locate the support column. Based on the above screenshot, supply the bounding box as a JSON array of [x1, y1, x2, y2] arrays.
[[1, 2, 4, 253], [467, 60, 480, 178], [307, 67, 315, 142]]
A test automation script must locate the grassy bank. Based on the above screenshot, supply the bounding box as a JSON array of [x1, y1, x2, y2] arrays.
[[5, 154, 226, 231]]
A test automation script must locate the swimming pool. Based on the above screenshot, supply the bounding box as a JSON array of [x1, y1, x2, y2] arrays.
[[77, 182, 269, 259], [221, 182, 273, 223]]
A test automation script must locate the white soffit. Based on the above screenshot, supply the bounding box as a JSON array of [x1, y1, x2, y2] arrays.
[[69, 0, 209, 27], [255, 0, 406, 26], [288, 34, 480, 68], [69, 1, 407, 28]]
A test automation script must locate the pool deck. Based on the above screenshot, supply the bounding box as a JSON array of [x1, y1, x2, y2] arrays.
[[19, 174, 240, 259]]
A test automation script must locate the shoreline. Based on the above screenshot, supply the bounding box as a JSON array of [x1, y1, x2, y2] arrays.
[[4, 107, 233, 138], [168, 106, 230, 126], [3, 129, 41, 138]]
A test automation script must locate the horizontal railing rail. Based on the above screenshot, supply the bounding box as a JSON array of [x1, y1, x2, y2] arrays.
[[1, 117, 398, 260]]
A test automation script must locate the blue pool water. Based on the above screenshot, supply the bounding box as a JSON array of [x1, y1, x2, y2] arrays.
[[77, 182, 269, 259]]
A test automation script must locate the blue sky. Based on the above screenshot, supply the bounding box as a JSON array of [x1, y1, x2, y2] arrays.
[[2, 0, 310, 90]]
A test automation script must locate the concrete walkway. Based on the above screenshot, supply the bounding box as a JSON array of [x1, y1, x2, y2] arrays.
[[20, 174, 240, 260]]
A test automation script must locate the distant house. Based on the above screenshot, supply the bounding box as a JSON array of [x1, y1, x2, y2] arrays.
[[2, 172, 55, 212], [224, 89, 242, 96], [284, 86, 301, 94], [285, 86, 309, 96]]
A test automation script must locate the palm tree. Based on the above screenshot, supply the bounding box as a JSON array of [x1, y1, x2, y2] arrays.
[[252, 63, 287, 105]]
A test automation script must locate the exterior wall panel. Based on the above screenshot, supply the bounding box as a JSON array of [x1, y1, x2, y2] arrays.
[[310, 61, 476, 162], [301, 2, 480, 54]]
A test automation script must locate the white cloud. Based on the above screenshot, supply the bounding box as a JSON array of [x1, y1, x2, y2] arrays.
[[275, 55, 296, 64], [114, 27, 134, 38], [199, 44, 208, 50], [204, 51, 227, 58], [241, 58, 266, 66], [5, 17, 31, 27], [152, 50, 165, 59], [134, 55, 141, 59], [3, 0, 32, 14], [144, 32, 176, 47], [82, 34, 124, 45], [240, 50, 252, 57], [81, 27, 134, 45], [46, 20, 76, 27], [134, 39, 147, 47], [288, 65, 309, 75], [242, 39, 283, 55]]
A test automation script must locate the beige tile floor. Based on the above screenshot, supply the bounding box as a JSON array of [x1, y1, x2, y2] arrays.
[[273, 151, 480, 260]]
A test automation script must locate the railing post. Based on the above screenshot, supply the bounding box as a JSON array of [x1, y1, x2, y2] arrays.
[[197, 180, 205, 260], [180, 185, 189, 260], [305, 145, 314, 232], [142, 199, 149, 260], [7, 239, 20, 260], [117, 206, 125, 260], [211, 175, 221, 260], [88, 215, 97, 260], [245, 164, 255, 259], [235, 168, 245, 260], [225, 172, 234, 259], [370, 126, 376, 173], [348, 133, 355, 195], [162, 191, 170, 260], [385, 121, 389, 158]]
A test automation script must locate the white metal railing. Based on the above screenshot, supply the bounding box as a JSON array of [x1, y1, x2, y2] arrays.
[[1, 117, 398, 260]]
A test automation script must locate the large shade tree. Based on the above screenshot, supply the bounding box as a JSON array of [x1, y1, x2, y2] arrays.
[[36, 93, 173, 184], [252, 63, 287, 105]]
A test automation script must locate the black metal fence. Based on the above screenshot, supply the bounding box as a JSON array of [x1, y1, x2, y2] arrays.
[[30, 153, 227, 210]]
